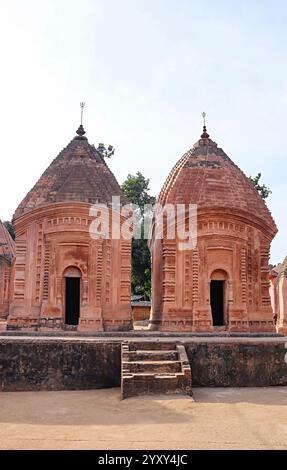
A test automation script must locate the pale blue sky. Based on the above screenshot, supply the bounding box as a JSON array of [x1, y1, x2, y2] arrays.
[[0, 0, 286, 263]]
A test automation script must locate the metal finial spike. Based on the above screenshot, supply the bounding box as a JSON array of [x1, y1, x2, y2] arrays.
[[202, 112, 206, 127], [201, 111, 210, 139], [80, 102, 85, 126], [75, 102, 87, 140]]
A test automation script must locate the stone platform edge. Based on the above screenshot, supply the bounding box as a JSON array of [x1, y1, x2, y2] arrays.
[[0, 335, 286, 391]]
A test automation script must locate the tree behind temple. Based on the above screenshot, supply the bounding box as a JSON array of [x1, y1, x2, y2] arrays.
[[3, 221, 15, 240], [121, 172, 156, 300], [249, 173, 271, 200]]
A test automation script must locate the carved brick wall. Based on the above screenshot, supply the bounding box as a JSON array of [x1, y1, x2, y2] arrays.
[[120, 241, 131, 303], [13, 240, 26, 301], [162, 243, 176, 303]]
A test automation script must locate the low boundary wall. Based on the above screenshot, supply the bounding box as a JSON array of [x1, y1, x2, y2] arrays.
[[0, 336, 286, 391]]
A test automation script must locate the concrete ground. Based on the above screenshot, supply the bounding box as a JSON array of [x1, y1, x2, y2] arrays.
[[0, 387, 286, 450]]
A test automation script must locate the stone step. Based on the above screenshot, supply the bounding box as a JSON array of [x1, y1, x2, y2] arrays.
[[128, 342, 176, 351], [121, 341, 192, 399], [121, 372, 190, 398], [123, 372, 178, 378], [124, 360, 181, 373], [128, 350, 178, 361]]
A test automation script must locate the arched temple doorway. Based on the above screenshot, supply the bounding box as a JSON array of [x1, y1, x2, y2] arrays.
[[64, 267, 81, 326], [210, 270, 228, 327]]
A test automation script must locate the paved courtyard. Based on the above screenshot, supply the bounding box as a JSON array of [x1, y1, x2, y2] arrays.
[[0, 387, 286, 450]]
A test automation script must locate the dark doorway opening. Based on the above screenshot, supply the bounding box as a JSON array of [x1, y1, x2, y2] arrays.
[[210, 280, 224, 326], [65, 277, 80, 325]]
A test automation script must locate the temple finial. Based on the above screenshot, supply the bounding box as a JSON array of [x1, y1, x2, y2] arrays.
[[75, 102, 87, 139], [202, 111, 206, 127], [80, 102, 85, 125], [201, 111, 210, 139]]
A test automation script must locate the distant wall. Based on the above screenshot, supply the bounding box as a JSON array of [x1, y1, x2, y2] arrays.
[[132, 305, 151, 322], [0, 337, 286, 391]]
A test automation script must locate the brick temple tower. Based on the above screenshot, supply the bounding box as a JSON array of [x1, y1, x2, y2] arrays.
[[269, 259, 287, 335], [0, 221, 15, 320], [149, 122, 277, 332], [7, 121, 131, 331]]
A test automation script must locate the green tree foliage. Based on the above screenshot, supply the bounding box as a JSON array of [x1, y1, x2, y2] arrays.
[[122, 172, 156, 209], [122, 172, 156, 300], [3, 221, 15, 240], [249, 173, 272, 200]]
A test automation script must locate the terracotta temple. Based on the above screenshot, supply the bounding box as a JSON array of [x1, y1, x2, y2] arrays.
[[7, 124, 132, 331], [149, 124, 278, 332], [0, 221, 15, 320], [1, 115, 279, 335], [269, 259, 287, 335]]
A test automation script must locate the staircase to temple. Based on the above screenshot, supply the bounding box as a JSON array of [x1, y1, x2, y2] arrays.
[[121, 341, 192, 399]]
